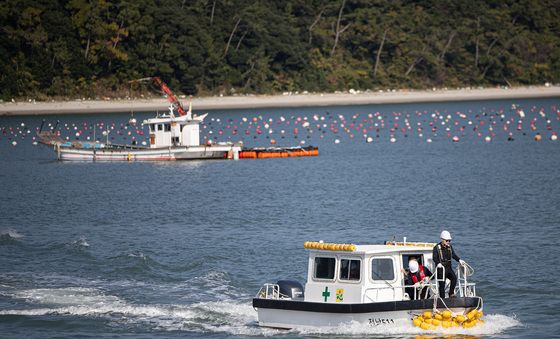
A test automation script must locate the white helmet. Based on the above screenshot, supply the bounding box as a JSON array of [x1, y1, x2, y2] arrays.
[[440, 230, 452, 240], [409, 260, 419, 273]]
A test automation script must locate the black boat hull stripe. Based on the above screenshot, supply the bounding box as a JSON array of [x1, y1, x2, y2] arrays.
[[253, 297, 480, 314]]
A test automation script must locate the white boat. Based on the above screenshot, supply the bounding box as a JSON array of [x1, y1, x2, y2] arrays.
[[38, 77, 242, 161], [43, 108, 242, 161], [253, 240, 484, 330]]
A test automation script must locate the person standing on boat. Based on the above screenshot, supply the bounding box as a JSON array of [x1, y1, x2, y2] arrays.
[[433, 230, 465, 298], [405, 259, 433, 299]]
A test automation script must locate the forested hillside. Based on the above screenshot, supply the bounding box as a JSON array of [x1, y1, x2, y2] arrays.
[[1, 0, 559, 100]]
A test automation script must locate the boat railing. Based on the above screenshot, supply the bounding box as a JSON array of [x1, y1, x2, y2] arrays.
[[256, 283, 281, 300], [457, 262, 476, 297], [363, 264, 477, 302]]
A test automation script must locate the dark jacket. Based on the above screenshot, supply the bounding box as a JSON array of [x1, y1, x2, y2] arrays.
[[432, 242, 460, 268]]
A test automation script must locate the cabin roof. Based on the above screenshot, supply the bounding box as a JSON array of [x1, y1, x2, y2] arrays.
[[305, 241, 436, 256]]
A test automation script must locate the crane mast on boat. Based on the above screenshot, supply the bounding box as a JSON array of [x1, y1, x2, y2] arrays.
[[129, 77, 191, 118]]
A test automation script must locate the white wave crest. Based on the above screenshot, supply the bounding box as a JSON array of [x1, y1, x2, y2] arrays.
[[1, 287, 260, 335], [297, 313, 521, 336], [69, 237, 89, 248], [0, 229, 24, 239], [11, 287, 121, 305]]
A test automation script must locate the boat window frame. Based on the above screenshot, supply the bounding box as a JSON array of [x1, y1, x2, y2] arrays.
[[402, 253, 425, 271], [369, 256, 397, 283], [338, 257, 362, 283], [164, 124, 171, 132], [157, 124, 163, 131], [312, 255, 337, 282]]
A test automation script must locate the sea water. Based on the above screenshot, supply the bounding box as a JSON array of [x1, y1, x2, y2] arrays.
[[1, 98, 559, 338]]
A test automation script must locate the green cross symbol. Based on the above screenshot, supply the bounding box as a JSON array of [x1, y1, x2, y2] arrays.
[[322, 286, 330, 302]]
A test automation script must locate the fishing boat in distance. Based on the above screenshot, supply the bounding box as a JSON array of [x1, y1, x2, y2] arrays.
[[37, 77, 317, 161], [38, 77, 242, 161], [253, 239, 484, 330]]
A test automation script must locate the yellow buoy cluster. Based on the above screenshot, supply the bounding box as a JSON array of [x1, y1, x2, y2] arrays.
[[412, 309, 484, 330], [303, 241, 356, 251]]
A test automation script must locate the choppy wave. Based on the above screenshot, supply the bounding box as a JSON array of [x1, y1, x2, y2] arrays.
[[104, 251, 166, 278], [0, 286, 520, 336], [0, 229, 24, 239], [0, 229, 24, 244], [65, 237, 90, 251], [0, 286, 262, 335], [181, 271, 239, 301]]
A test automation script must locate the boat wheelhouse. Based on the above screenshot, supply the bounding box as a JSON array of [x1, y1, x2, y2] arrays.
[[253, 240, 483, 330]]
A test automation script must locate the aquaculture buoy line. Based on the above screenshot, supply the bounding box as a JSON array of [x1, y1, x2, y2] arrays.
[[1, 102, 559, 147]]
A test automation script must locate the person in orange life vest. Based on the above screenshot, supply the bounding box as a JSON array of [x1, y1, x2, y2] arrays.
[[433, 230, 466, 298], [404, 259, 433, 299]]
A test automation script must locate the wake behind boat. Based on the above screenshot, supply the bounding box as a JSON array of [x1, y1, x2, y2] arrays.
[[253, 239, 484, 330]]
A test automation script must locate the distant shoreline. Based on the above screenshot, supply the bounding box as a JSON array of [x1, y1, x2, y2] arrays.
[[1, 86, 559, 116]]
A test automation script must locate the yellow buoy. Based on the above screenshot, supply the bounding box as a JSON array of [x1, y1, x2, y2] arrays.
[[442, 320, 451, 328], [420, 322, 430, 330], [455, 315, 466, 323], [477, 310, 484, 319], [463, 319, 477, 328], [424, 318, 432, 325], [413, 318, 422, 327], [423, 311, 432, 319], [442, 310, 452, 319], [451, 320, 459, 327], [434, 313, 443, 320], [431, 319, 441, 326], [467, 310, 477, 321]]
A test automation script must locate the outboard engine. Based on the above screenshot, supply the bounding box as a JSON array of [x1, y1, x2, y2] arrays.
[[277, 280, 304, 300]]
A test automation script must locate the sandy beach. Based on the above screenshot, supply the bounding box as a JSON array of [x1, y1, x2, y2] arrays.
[[1, 86, 559, 116]]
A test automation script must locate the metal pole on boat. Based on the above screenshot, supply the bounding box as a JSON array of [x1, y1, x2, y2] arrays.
[[93, 127, 97, 161]]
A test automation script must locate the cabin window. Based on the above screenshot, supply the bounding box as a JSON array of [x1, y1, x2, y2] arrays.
[[149, 124, 155, 132], [165, 124, 171, 132], [157, 124, 163, 131], [314, 257, 336, 280], [172, 136, 179, 144], [403, 254, 424, 271], [371, 258, 395, 281], [340, 259, 361, 281]]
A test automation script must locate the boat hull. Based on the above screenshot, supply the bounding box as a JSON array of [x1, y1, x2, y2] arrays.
[[253, 297, 481, 329], [57, 145, 240, 161]]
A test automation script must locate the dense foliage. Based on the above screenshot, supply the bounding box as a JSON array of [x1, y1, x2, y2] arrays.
[[1, 0, 559, 100]]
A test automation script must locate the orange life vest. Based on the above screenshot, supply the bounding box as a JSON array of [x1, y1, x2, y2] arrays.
[[411, 265, 426, 283]]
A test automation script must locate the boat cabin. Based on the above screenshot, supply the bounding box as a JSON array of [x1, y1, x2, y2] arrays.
[[143, 107, 207, 148], [302, 240, 459, 304]]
